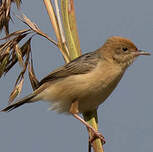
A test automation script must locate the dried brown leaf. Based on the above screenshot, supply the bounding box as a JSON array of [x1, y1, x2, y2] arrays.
[[0, 0, 11, 35], [4, 37, 32, 74], [0, 40, 12, 54], [0, 33, 28, 54], [9, 78, 24, 103], [0, 47, 10, 77], [0, 54, 9, 77], [0, 29, 31, 40], [11, 43, 30, 101], [6, 0, 11, 18], [15, 44, 24, 67], [10, 38, 31, 87], [22, 14, 39, 32], [28, 62, 39, 90], [0, 0, 22, 35], [23, 39, 31, 70], [26, 40, 39, 90], [0, 33, 29, 77]]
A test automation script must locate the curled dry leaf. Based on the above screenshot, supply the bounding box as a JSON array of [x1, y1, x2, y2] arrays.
[[9, 77, 24, 103]]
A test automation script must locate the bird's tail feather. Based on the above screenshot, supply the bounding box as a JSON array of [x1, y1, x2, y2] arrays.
[[1, 93, 36, 112]]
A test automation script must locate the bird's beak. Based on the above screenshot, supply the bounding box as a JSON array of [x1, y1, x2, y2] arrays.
[[134, 50, 151, 56]]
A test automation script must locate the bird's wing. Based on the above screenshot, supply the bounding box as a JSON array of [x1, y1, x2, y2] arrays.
[[39, 51, 101, 85], [1, 51, 101, 112]]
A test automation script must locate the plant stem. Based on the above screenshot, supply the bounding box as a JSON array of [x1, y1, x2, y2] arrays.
[[43, 0, 70, 63], [43, 0, 61, 41], [83, 110, 104, 152], [61, 0, 80, 59]]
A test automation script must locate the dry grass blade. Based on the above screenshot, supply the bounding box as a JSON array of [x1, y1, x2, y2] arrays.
[[0, 47, 10, 77], [0, 30, 31, 75], [0, 47, 9, 61], [8, 38, 31, 102], [11, 37, 31, 83], [4, 37, 31, 74], [9, 77, 24, 103], [0, 1, 11, 35], [0, 33, 29, 54], [28, 57, 39, 90], [19, 14, 39, 32], [0, 27, 32, 76], [16, 14, 58, 46], [0, 33, 28, 76], [0, 29, 31, 40], [15, 44, 24, 67], [0, 0, 22, 35]]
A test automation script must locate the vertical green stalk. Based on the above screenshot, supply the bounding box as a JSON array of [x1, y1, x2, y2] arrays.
[[61, 0, 80, 60], [83, 110, 104, 152], [61, 1, 104, 152], [67, 0, 81, 55]]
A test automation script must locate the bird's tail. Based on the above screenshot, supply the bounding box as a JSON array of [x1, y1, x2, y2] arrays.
[[1, 93, 36, 112]]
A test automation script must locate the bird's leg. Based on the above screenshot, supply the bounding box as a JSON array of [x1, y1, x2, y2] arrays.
[[69, 101, 105, 145], [69, 100, 79, 114], [72, 113, 105, 144]]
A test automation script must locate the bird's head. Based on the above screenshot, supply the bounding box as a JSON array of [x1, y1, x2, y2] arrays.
[[101, 36, 150, 69]]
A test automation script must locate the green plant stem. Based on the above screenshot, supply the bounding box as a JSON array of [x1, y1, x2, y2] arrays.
[[61, 1, 104, 151], [61, 0, 80, 59], [83, 110, 104, 152]]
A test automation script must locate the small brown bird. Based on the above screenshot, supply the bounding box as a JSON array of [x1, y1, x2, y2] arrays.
[[1, 36, 150, 143]]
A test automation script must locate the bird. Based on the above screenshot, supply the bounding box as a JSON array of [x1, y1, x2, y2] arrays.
[[1, 36, 150, 143]]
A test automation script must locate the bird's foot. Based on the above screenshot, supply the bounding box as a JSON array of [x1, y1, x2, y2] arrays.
[[89, 130, 106, 145]]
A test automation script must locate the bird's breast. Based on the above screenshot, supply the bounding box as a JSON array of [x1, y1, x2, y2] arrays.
[[77, 61, 124, 112]]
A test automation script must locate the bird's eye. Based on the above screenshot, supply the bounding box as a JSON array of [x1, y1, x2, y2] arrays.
[[122, 47, 128, 52]]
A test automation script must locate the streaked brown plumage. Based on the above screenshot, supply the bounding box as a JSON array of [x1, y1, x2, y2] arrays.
[[1, 36, 150, 143]]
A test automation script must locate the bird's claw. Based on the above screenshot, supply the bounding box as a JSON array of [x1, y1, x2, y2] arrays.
[[89, 131, 106, 145]]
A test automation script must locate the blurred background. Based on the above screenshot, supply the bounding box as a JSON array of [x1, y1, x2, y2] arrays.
[[0, 1, 153, 152]]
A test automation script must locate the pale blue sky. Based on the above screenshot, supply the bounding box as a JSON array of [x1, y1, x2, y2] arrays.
[[0, 1, 153, 152]]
